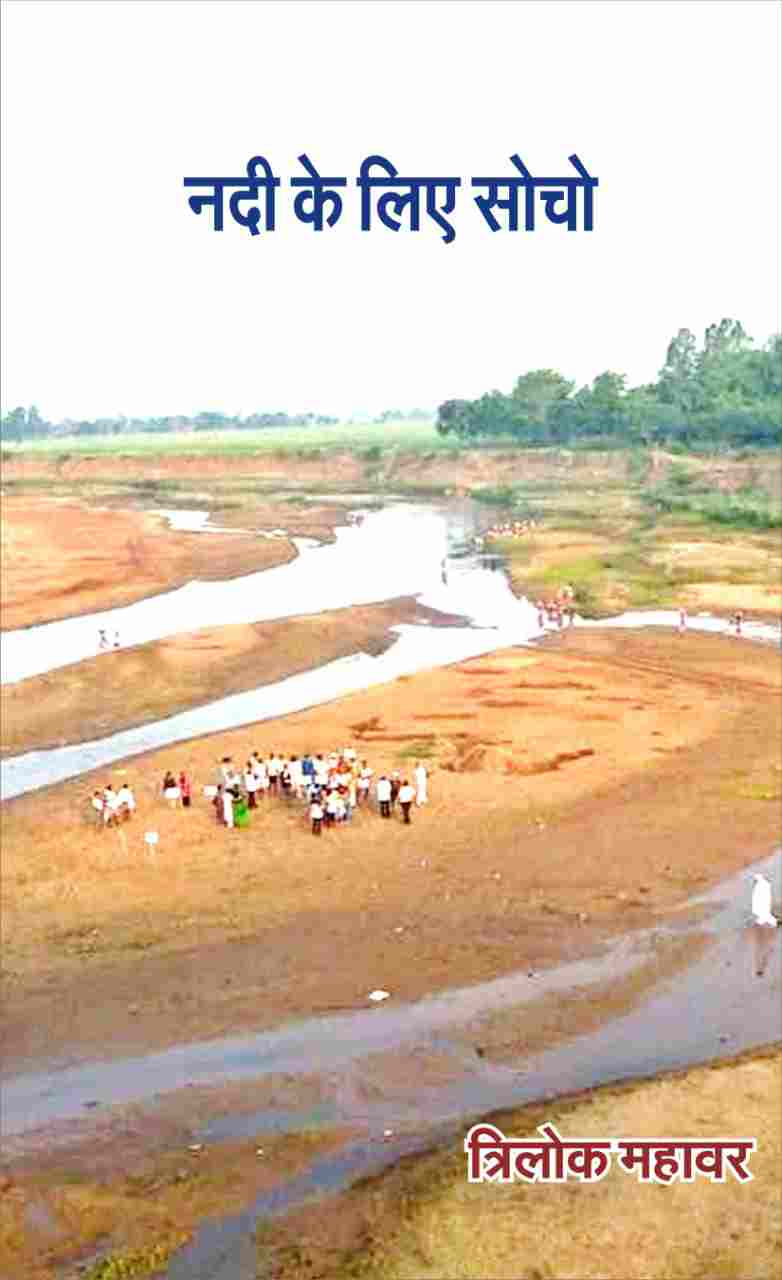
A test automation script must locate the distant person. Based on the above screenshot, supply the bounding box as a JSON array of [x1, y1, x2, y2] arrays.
[[376, 775, 392, 818], [98, 629, 109, 651], [678, 607, 687, 635], [244, 761, 259, 808], [116, 781, 135, 820], [398, 779, 415, 824], [222, 787, 235, 828], [358, 761, 373, 805], [113, 630, 121, 649], [234, 791, 250, 828], [162, 770, 180, 808], [91, 790, 105, 826], [178, 771, 192, 809], [212, 785, 225, 825], [390, 771, 401, 811], [310, 797, 324, 835], [103, 784, 119, 827]]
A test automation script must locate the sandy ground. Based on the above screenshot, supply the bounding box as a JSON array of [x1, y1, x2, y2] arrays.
[[2, 629, 780, 1077], [268, 1046, 782, 1280], [0, 600, 462, 757], [0, 496, 344, 630]]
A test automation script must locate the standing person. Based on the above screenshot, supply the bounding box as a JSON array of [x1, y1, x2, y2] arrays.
[[103, 784, 119, 827], [98, 629, 109, 652], [179, 771, 192, 809], [314, 754, 328, 789], [398, 779, 415, 825], [219, 757, 234, 786], [310, 796, 324, 835], [162, 770, 179, 808], [389, 771, 401, 812], [324, 789, 339, 827], [91, 790, 105, 827], [244, 761, 259, 809], [301, 752, 315, 789], [376, 775, 392, 818], [678, 607, 687, 635], [234, 790, 250, 828], [222, 786, 235, 829], [289, 755, 304, 799], [213, 784, 224, 825], [733, 610, 744, 636], [113, 630, 121, 649], [116, 781, 136, 820], [268, 751, 280, 795], [358, 760, 373, 806], [414, 760, 428, 807]]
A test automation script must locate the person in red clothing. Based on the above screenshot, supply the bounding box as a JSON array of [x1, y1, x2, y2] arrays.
[[179, 771, 192, 808]]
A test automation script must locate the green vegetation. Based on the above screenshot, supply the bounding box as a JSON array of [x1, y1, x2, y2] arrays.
[[437, 319, 781, 450], [80, 1237, 188, 1278], [0, 418, 446, 455]]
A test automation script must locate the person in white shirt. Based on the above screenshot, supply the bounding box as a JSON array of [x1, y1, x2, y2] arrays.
[[414, 761, 428, 807], [103, 785, 119, 826], [244, 763, 259, 808], [376, 775, 392, 818], [358, 761, 373, 806], [91, 790, 105, 826], [222, 788, 235, 828], [398, 780, 415, 824], [116, 783, 135, 819], [310, 799, 323, 835], [288, 756, 304, 798]]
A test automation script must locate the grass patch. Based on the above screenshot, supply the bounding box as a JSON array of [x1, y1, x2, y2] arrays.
[[395, 739, 439, 760], [291, 1050, 782, 1280]]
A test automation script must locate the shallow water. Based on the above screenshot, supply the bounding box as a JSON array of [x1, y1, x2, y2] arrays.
[[2, 503, 778, 801], [0, 504, 466, 684], [4, 851, 779, 1142]]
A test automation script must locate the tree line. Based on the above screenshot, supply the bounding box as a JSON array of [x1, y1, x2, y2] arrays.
[[436, 321, 781, 449], [0, 408, 341, 443]]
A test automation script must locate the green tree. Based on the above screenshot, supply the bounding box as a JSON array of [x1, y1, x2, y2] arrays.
[[511, 370, 574, 425]]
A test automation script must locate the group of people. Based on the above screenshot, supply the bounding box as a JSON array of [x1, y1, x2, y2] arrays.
[[210, 748, 429, 834], [98, 628, 121, 651], [161, 770, 193, 808], [92, 781, 136, 826], [484, 518, 538, 541], [536, 585, 576, 630]]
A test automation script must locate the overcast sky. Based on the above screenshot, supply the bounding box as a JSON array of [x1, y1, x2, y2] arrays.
[[1, 0, 780, 421]]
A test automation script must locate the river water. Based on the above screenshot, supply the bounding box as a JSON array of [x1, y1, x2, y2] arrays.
[[2, 501, 779, 801]]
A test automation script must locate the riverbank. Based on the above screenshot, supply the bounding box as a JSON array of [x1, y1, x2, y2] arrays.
[[0, 496, 344, 630], [3, 629, 780, 1076]]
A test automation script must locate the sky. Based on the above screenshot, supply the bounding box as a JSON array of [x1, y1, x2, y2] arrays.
[[1, 0, 780, 422]]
